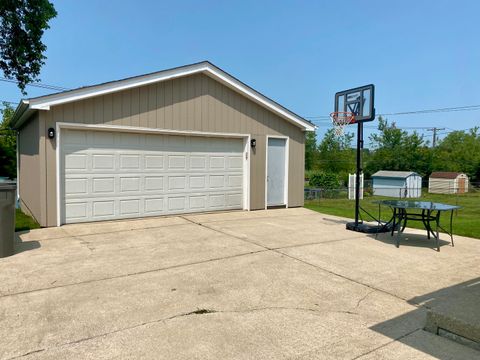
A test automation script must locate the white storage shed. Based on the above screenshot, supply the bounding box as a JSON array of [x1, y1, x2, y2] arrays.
[[428, 172, 469, 194], [372, 171, 422, 198]]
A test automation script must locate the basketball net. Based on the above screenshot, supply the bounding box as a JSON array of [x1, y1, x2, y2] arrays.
[[330, 112, 355, 136]]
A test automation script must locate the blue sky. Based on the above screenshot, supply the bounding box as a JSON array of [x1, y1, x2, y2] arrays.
[[1, 0, 479, 144]]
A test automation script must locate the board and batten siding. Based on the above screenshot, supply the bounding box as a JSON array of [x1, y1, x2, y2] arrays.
[[18, 112, 43, 223], [34, 73, 305, 226]]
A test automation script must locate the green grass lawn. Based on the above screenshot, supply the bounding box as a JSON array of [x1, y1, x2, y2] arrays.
[[15, 208, 40, 232], [305, 190, 480, 239]]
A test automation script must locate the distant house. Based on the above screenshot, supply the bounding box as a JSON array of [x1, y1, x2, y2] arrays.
[[429, 172, 469, 194], [372, 171, 422, 198]]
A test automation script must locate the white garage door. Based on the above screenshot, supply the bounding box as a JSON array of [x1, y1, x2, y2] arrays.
[[61, 129, 245, 224]]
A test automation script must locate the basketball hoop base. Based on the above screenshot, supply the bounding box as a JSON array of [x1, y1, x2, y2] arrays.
[[346, 221, 392, 234]]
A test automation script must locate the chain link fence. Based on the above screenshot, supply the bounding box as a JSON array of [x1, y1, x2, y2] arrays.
[[305, 181, 480, 202]]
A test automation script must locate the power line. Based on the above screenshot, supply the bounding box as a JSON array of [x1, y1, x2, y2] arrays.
[[0, 100, 19, 105], [0, 77, 69, 91], [305, 103, 480, 119]]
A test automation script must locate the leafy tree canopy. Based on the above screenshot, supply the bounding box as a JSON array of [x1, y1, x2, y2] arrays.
[[0, 0, 57, 94], [0, 102, 16, 179], [365, 116, 432, 177], [433, 127, 480, 181]]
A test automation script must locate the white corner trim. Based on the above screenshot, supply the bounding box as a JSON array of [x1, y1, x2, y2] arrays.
[[55, 122, 251, 226], [55, 122, 61, 226], [16, 132, 20, 202], [25, 62, 314, 132], [265, 135, 289, 209]]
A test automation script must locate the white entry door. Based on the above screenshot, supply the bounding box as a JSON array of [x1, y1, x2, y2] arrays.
[[266, 137, 287, 207], [61, 129, 245, 224]]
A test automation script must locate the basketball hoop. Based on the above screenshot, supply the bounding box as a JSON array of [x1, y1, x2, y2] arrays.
[[330, 111, 355, 136]]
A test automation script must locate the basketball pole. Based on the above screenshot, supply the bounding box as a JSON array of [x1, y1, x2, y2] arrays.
[[354, 121, 363, 227]]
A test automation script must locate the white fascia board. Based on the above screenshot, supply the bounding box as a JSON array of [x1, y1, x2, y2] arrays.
[[204, 66, 315, 131], [28, 64, 209, 110], [27, 62, 315, 131]]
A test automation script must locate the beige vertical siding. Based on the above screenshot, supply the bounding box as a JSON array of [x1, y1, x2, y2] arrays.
[[31, 73, 305, 226], [18, 113, 42, 223]]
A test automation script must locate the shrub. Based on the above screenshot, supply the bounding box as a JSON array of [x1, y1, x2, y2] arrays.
[[308, 171, 341, 189]]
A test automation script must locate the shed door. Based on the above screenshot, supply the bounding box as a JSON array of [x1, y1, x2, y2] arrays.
[[267, 138, 287, 206], [458, 177, 465, 194], [61, 129, 244, 224]]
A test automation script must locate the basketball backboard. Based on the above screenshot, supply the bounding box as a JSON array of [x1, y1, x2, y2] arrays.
[[334, 84, 375, 122]]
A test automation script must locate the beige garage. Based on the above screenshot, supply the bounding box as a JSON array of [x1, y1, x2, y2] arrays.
[[12, 61, 314, 227]]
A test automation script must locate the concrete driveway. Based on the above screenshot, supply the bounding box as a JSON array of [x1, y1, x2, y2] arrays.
[[1, 208, 479, 359]]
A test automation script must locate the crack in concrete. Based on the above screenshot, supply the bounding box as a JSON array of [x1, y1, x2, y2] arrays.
[[15, 220, 193, 243], [276, 250, 413, 305], [184, 215, 414, 310], [7, 348, 46, 360], [350, 328, 423, 359], [5, 305, 361, 359], [0, 249, 268, 299], [352, 290, 376, 311]]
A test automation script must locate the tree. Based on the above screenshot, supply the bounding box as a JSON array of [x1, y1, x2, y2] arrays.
[[0, 103, 16, 179], [365, 116, 432, 177], [0, 0, 57, 94], [432, 128, 480, 182], [305, 130, 318, 171], [317, 128, 355, 176]]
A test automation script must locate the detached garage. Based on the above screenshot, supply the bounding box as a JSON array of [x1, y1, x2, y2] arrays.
[[12, 61, 314, 227]]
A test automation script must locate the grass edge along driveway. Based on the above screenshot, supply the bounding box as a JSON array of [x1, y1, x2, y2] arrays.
[[305, 191, 480, 239]]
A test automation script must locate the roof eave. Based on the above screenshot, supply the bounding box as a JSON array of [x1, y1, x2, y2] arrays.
[[11, 101, 35, 129]]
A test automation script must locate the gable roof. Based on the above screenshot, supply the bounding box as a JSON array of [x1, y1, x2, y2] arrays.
[[430, 172, 464, 179], [372, 171, 420, 179], [11, 61, 315, 131]]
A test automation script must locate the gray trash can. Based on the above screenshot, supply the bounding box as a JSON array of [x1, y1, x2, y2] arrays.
[[0, 182, 16, 258]]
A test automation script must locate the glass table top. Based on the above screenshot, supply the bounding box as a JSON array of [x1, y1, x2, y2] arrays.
[[372, 200, 461, 211]]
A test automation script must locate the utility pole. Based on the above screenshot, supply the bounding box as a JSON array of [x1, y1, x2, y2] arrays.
[[427, 127, 445, 147]]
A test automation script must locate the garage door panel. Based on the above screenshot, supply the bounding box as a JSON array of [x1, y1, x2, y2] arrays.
[[168, 155, 187, 169], [93, 201, 115, 217], [144, 176, 164, 191], [62, 130, 244, 224], [228, 174, 243, 187], [65, 154, 87, 170], [209, 194, 226, 208], [190, 155, 206, 169], [120, 154, 140, 169], [119, 199, 140, 215], [65, 178, 88, 194], [210, 156, 225, 169], [227, 193, 243, 207], [144, 155, 164, 169], [189, 195, 207, 210], [168, 196, 186, 211], [209, 175, 225, 188], [92, 154, 115, 169], [120, 177, 141, 192], [144, 198, 164, 213], [92, 177, 115, 193]]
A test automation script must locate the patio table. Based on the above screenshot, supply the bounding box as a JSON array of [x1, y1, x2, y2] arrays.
[[373, 200, 460, 251]]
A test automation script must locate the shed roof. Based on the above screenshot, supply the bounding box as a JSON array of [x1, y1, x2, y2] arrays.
[[11, 61, 315, 132], [372, 171, 419, 179], [430, 172, 464, 179]]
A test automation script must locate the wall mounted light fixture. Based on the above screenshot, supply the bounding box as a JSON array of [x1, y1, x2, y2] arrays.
[[47, 128, 55, 139], [250, 138, 256, 148]]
